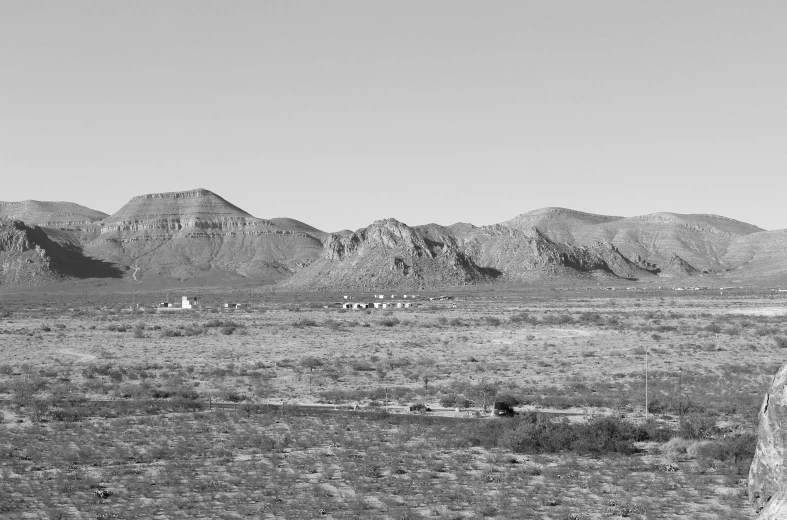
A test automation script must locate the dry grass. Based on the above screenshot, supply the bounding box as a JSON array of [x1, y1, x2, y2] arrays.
[[2, 288, 781, 518]]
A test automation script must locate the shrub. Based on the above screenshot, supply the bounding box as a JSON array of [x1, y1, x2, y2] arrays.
[[292, 318, 318, 328], [225, 391, 245, 403], [695, 433, 757, 465], [498, 414, 651, 455], [679, 413, 719, 440], [379, 317, 400, 327], [439, 393, 472, 408]]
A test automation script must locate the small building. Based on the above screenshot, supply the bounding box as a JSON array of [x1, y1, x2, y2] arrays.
[[352, 302, 369, 310], [182, 296, 199, 309], [341, 302, 353, 309], [373, 302, 384, 308], [158, 302, 172, 308], [223, 303, 245, 310], [381, 302, 391, 309]]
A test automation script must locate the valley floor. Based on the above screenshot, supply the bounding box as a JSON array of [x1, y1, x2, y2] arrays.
[[2, 289, 781, 518]]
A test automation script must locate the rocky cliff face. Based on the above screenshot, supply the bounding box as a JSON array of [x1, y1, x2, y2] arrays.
[[749, 362, 787, 518], [0, 220, 120, 286], [420, 224, 656, 282], [281, 218, 491, 290]]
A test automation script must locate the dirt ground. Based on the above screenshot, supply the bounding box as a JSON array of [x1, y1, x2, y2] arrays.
[[1, 289, 783, 518]]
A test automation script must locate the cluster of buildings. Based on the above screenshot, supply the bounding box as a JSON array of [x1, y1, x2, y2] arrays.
[[156, 296, 245, 311], [341, 301, 414, 310], [338, 293, 420, 310]]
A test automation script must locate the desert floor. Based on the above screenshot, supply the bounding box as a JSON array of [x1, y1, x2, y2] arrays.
[[1, 288, 782, 518]]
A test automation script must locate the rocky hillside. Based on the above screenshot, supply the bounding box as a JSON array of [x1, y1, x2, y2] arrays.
[[428, 223, 657, 281], [0, 220, 120, 286], [0, 200, 106, 232], [281, 219, 491, 290], [721, 229, 787, 280], [85, 189, 325, 283], [2, 190, 787, 288], [283, 218, 663, 291], [504, 208, 763, 273]]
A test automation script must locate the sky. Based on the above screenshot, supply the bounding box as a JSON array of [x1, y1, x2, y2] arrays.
[[1, 2, 786, 232]]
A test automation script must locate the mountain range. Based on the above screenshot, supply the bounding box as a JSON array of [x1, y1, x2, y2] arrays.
[[1, 189, 785, 289]]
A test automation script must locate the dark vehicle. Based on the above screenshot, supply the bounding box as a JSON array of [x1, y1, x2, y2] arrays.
[[492, 401, 516, 417]]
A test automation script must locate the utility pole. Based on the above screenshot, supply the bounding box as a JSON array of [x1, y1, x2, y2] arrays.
[[645, 349, 649, 421], [678, 367, 683, 428]]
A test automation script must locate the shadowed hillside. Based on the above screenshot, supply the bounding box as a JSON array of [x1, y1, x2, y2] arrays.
[[0, 220, 122, 286]]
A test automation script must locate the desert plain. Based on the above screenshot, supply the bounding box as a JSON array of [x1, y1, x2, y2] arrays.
[[0, 286, 783, 519]]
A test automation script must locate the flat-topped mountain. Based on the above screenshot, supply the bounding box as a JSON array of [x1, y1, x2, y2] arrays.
[[100, 188, 254, 233], [0, 200, 107, 231], [86, 189, 325, 283]]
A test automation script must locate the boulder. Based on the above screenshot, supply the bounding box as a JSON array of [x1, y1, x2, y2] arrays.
[[749, 362, 787, 517]]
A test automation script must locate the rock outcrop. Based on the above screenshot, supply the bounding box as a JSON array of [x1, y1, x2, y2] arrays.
[[660, 254, 699, 277], [281, 218, 492, 290], [749, 362, 787, 518], [0, 220, 121, 286]]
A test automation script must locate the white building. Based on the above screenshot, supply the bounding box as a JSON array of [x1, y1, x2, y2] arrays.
[[182, 296, 199, 309]]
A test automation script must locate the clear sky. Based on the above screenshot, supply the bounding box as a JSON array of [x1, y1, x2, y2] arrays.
[[1, 2, 785, 232]]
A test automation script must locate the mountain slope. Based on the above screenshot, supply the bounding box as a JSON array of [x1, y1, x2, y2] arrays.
[[422, 223, 657, 281], [722, 229, 787, 279], [86, 189, 325, 282], [0, 220, 121, 286], [281, 219, 494, 290], [503, 209, 763, 273], [0, 200, 106, 231], [504, 207, 623, 244]]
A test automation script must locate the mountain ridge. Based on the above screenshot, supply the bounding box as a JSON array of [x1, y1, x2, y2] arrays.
[[1, 190, 785, 288]]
